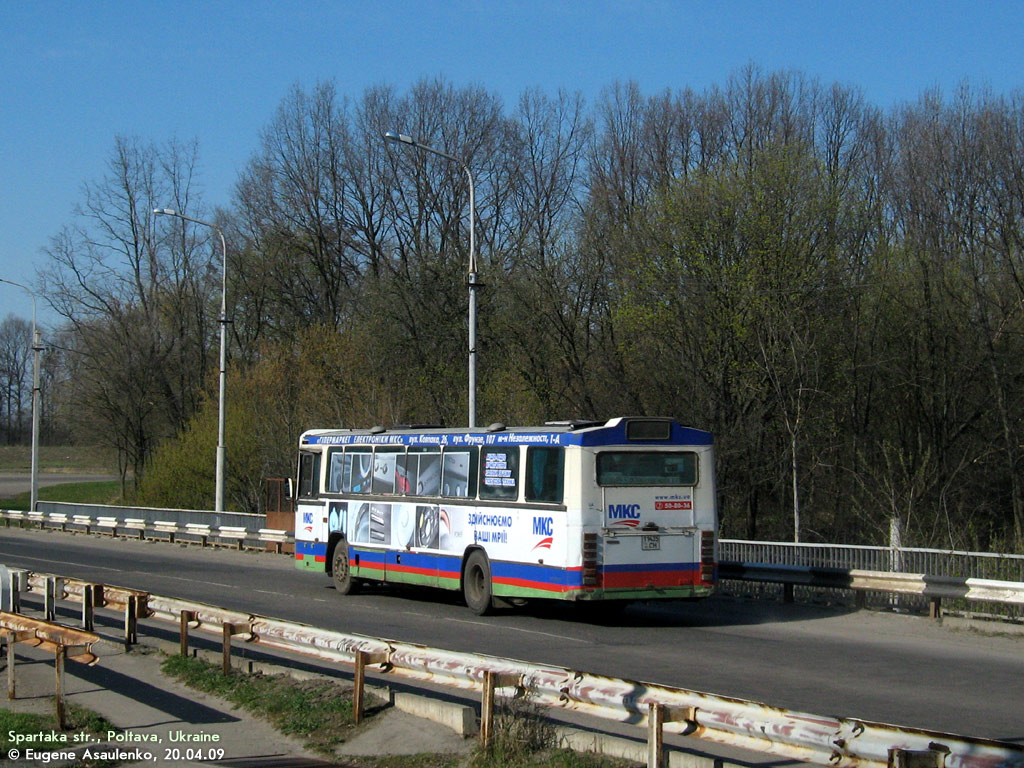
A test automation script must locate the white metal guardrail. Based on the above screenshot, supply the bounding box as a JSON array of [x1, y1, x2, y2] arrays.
[[720, 540, 1024, 619], [720, 540, 1024, 581], [718, 562, 1024, 620], [0, 509, 292, 552], [34, 501, 261, 531], [3, 567, 1021, 768]]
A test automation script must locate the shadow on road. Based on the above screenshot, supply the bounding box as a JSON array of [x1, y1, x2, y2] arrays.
[[324, 580, 855, 629]]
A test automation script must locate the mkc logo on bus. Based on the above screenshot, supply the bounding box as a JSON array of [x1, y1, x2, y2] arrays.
[[608, 504, 640, 519], [608, 504, 641, 528]]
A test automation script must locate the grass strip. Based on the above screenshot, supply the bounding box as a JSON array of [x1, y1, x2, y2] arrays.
[[465, 699, 642, 768], [161, 654, 362, 756], [0, 480, 123, 510], [162, 655, 641, 768]]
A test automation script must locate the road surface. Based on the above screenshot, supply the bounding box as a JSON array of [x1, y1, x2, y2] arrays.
[[0, 526, 1020, 744]]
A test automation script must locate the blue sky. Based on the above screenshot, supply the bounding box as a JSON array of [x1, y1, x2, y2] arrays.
[[2, 0, 1023, 325]]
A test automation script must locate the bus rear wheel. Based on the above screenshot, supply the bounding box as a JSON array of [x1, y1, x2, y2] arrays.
[[463, 550, 494, 615], [331, 541, 359, 595]]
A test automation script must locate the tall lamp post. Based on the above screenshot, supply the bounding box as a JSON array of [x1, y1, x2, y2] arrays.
[[0, 278, 42, 513], [153, 209, 228, 514], [383, 131, 481, 429]]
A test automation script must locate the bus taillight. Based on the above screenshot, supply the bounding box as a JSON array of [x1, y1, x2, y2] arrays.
[[582, 532, 599, 588], [700, 529, 716, 582]]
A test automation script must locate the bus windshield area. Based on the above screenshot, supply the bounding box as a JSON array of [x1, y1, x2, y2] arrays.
[[596, 451, 697, 486]]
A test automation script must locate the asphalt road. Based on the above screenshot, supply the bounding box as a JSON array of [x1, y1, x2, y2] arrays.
[[0, 526, 1021, 744]]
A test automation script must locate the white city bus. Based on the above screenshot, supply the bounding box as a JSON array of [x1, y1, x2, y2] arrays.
[[293, 417, 717, 614]]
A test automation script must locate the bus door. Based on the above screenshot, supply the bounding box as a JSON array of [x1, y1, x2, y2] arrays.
[[383, 502, 440, 588], [295, 451, 328, 571], [346, 501, 441, 586]]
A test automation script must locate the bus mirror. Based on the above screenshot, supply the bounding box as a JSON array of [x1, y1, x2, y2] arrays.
[[286, 478, 296, 500]]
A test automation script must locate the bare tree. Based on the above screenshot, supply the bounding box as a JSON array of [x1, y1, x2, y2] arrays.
[[41, 136, 212, 488], [0, 315, 31, 444]]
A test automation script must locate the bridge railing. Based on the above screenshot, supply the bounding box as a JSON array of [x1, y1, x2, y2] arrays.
[[720, 539, 1024, 619], [0, 508, 292, 553], [720, 539, 1024, 580], [6, 506, 1024, 619], [34, 500, 261, 530], [3, 565, 1021, 768]]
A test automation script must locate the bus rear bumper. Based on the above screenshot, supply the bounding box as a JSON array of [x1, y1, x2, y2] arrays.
[[488, 580, 716, 602], [565, 585, 716, 601]]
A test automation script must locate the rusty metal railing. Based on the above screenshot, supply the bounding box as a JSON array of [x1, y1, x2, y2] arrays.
[[3, 566, 1022, 768], [0, 611, 100, 728]]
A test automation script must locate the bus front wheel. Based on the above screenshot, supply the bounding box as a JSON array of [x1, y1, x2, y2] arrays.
[[463, 550, 494, 615], [331, 541, 359, 595]]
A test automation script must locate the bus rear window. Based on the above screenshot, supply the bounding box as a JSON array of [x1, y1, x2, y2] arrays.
[[596, 451, 697, 486]]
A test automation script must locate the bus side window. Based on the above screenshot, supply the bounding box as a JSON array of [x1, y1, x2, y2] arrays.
[[526, 447, 564, 503], [480, 447, 519, 501], [395, 453, 411, 494], [327, 449, 345, 493], [413, 448, 441, 496], [442, 448, 478, 498], [372, 448, 403, 494], [298, 452, 321, 499], [347, 447, 372, 493]]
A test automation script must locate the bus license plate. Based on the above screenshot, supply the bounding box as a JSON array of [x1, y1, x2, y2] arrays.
[[641, 535, 660, 551]]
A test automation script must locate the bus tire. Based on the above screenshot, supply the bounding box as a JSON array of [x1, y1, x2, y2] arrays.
[[463, 550, 494, 616], [331, 540, 359, 595]]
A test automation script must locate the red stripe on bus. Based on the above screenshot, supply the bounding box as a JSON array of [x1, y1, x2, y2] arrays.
[[378, 563, 437, 578]]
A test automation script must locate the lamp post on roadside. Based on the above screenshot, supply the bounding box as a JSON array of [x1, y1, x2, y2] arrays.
[[0, 278, 42, 513], [383, 131, 481, 429], [153, 209, 229, 514]]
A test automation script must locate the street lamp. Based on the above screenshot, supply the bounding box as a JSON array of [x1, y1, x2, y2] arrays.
[[153, 208, 228, 514], [0, 278, 42, 513], [383, 131, 482, 428]]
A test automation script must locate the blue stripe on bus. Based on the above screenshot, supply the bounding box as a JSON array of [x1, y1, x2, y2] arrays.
[[491, 559, 583, 587], [576, 422, 712, 447], [296, 540, 327, 557], [302, 423, 712, 448], [351, 547, 386, 564], [601, 561, 699, 573]]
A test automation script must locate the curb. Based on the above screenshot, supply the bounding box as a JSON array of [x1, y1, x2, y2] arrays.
[[392, 691, 479, 736]]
